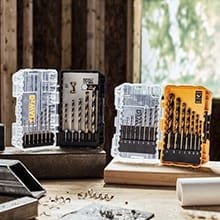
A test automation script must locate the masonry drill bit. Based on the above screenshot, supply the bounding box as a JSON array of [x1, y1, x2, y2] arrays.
[[180, 103, 186, 150], [174, 98, 181, 149], [91, 87, 96, 139], [84, 91, 89, 140], [167, 93, 175, 149], [71, 100, 75, 142], [185, 108, 191, 150], [78, 98, 82, 141], [190, 111, 195, 150]]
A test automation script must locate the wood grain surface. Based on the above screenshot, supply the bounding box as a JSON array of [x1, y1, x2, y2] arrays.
[[104, 158, 220, 186], [36, 179, 220, 220]]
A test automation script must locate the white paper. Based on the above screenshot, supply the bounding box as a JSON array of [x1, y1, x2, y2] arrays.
[[176, 177, 220, 206]]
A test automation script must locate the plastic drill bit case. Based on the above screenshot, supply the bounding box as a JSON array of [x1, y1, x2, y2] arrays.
[[160, 85, 212, 168], [12, 69, 59, 149], [58, 70, 105, 147], [111, 83, 162, 160], [12, 69, 105, 149]]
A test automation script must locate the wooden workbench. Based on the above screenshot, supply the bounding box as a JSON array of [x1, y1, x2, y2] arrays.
[[37, 179, 220, 220]]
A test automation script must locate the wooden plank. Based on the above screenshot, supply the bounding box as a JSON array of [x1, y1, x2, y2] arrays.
[[72, 0, 87, 69], [133, 0, 142, 83], [61, 0, 72, 69], [0, 0, 17, 146], [104, 0, 128, 162], [22, 0, 33, 67], [87, 0, 96, 69], [104, 158, 220, 186], [126, 0, 134, 82], [0, 196, 38, 220], [33, 0, 61, 68], [0, 147, 106, 179], [86, 0, 105, 72]]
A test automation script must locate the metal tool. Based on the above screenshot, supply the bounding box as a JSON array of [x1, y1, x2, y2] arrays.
[[78, 98, 82, 141], [180, 102, 186, 150], [185, 108, 191, 150], [166, 93, 175, 149], [153, 106, 158, 141], [190, 111, 195, 150], [174, 98, 181, 149], [84, 92, 89, 140], [71, 100, 75, 142], [91, 87, 96, 138], [148, 108, 153, 141]]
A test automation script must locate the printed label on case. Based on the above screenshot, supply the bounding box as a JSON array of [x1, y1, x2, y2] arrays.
[[195, 91, 202, 104], [29, 95, 35, 123]]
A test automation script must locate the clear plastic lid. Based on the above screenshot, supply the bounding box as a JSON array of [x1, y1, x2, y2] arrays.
[[111, 83, 162, 160], [12, 69, 59, 149]]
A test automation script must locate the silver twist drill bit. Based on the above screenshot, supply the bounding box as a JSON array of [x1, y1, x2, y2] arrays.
[[91, 87, 96, 139], [143, 108, 147, 141], [153, 106, 158, 141], [148, 108, 153, 141], [185, 108, 191, 150], [78, 98, 82, 141], [71, 100, 75, 142], [85, 92, 89, 138]]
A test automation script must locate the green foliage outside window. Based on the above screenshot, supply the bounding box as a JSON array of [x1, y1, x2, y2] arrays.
[[142, 0, 220, 95]]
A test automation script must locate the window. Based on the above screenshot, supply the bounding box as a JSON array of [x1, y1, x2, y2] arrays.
[[141, 0, 220, 95]]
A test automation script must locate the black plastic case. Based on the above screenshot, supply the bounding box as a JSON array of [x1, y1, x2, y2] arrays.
[[58, 70, 105, 147]]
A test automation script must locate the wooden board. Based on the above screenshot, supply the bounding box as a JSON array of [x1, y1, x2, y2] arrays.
[[38, 179, 220, 220], [104, 158, 220, 186], [0, 147, 106, 179]]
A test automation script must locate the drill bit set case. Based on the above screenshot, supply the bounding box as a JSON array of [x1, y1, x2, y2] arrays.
[[160, 85, 212, 168], [111, 83, 162, 159], [12, 69, 105, 149]]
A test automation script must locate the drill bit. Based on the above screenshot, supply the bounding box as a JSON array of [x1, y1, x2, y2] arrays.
[[190, 111, 195, 150], [36, 115, 39, 144], [44, 107, 48, 143], [148, 108, 153, 141], [48, 105, 51, 143], [71, 100, 75, 142], [84, 91, 89, 140], [78, 98, 82, 141], [143, 108, 147, 141], [64, 103, 68, 143], [180, 103, 186, 150], [185, 108, 191, 150], [153, 106, 158, 141], [194, 114, 199, 150], [166, 93, 175, 149], [91, 87, 96, 140], [174, 98, 181, 149], [198, 119, 202, 151]]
